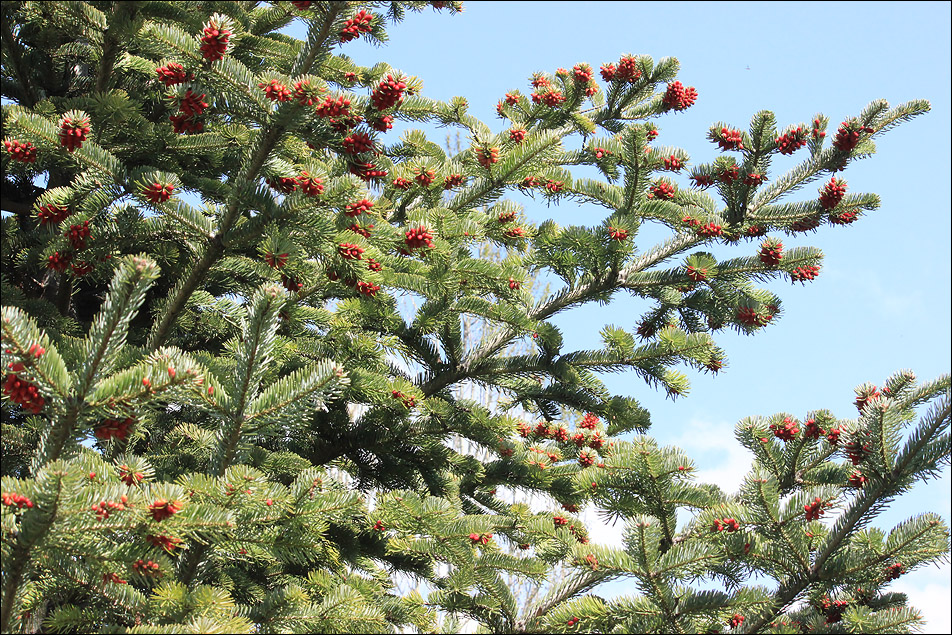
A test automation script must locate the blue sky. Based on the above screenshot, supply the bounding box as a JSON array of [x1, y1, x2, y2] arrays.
[[318, 1, 952, 628]]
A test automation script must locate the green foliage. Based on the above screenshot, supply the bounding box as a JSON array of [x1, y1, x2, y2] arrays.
[[1, 1, 947, 633]]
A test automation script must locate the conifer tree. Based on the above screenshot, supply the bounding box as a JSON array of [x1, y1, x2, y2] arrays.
[[1, 2, 948, 633]]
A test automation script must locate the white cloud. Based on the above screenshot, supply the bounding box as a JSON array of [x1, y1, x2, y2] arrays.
[[668, 417, 752, 496], [889, 561, 951, 634], [582, 504, 627, 547]]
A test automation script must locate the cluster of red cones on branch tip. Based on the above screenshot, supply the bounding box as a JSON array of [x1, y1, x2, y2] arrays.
[[356, 281, 380, 297], [3, 373, 44, 413], [36, 203, 71, 226], [133, 559, 162, 576], [711, 517, 741, 532], [147, 534, 183, 552], [819, 177, 847, 210], [833, 119, 874, 152], [791, 265, 820, 283], [345, 198, 373, 217], [391, 390, 416, 408], [95, 417, 135, 441], [342, 131, 374, 155], [2, 492, 34, 509], [661, 81, 698, 111], [476, 147, 499, 169], [143, 182, 175, 204], [259, 79, 292, 102], [791, 215, 821, 233], [4, 139, 37, 162], [339, 9, 373, 42], [804, 496, 825, 521], [199, 20, 231, 61], [854, 385, 881, 412], [743, 172, 766, 186], [59, 114, 91, 152], [338, 243, 364, 260], [148, 498, 183, 521], [847, 470, 867, 488], [315, 95, 351, 118], [66, 220, 91, 250], [820, 597, 849, 624], [608, 227, 628, 241], [103, 572, 127, 585], [758, 239, 783, 267], [696, 221, 722, 238], [91, 495, 130, 521], [804, 418, 824, 439], [776, 125, 808, 154], [118, 464, 145, 486], [468, 532, 492, 545], [648, 181, 675, 200], [371, 74, 406, 111], [155, 62, 187, 87], [716, 126, 744, 151], [404, 226, 434, 249], [414, 168, 435, 187], [297, 172, 323, 197], [737, 306, 770, 327], [770, 417, 800, 441]]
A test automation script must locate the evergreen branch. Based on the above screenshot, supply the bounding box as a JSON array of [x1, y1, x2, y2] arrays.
[[1, 16, 40, 106], [245, 360, 348, 423], [446, 129, 568, 213], [95, 2, 141, 93], [146, 6, 343, 350], [517, 570, 617, 633], [742, 396, 951, 634], [212, 285, 285, 476], [78, 256, 160, 395], [0, 307, 73, 400], [0, 468, 65, 633]]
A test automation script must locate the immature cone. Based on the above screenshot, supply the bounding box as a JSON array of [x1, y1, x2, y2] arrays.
[[791, 265, 820, 283], [4, 139, 37, 162], [148, 498, 182, 521], [648, 181, 676, 200], [404, 226, 434, 249], [340, 9, 374, 42], [758, 239, 783, 267], [819, 177, 847, 210], [2, 374, 45, 413], [661, 81, 698, 111], [315, 95, 351, 118], [371, 74, 406, 111], [615, 55, 641, 81], [199, 20, 231, 61], [259, 80, 292, 102], [59, 114, 91, 152], [776, 125, 807, 154], [770, 417, 799, 441], [833, 119, 872, 152], [716, 126, 744, 151], [37, 204, 71, 226], [143, 182, 175, 204], [476, 146, 499, 169], [297, 172, 324, 197], [342, 131, 374, 155], [155, 62, 187, 87]]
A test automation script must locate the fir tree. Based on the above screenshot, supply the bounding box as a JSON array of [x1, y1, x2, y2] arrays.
[[1, 2, 948, 633]]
